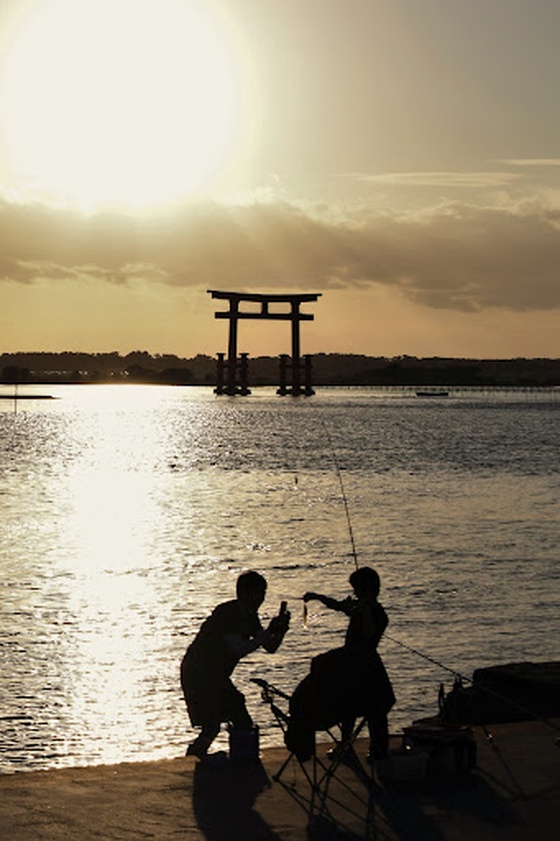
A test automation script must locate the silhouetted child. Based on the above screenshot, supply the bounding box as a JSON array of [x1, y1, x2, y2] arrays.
[[181, 571, 290, 759], [303, 566, 395, 760]]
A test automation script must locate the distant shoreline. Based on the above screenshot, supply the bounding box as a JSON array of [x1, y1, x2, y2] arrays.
[[2, 352, 559, 388]]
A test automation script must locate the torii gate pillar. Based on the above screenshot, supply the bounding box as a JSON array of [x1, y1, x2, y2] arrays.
[[208, 290, 321, 395]]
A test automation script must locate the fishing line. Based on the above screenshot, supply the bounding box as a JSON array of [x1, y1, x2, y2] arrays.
[[385, 633, 560, 737], [384, 633, 464, 680], [321, 419, 359, 571]]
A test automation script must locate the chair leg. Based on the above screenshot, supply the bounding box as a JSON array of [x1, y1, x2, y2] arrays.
[[272, 751, 293, 783], [255, 680, 373, 831]]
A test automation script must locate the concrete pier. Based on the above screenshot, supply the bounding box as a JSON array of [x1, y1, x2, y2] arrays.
[[1, 719, 558, 840]]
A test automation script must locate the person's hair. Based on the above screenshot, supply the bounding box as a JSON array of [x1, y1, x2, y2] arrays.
[[236, 570, 267, 599], [349, 566, 380, 598]]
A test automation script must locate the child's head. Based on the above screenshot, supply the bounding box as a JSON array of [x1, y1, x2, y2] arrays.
[[236, 570, 267, 610], [349, 566, 380, 599]]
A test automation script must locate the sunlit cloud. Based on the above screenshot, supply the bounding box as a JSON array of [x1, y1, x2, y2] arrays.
[[499, 159, 560, 167], [2, 193, 560, 314], [10, 260, 171, 286], [345, 171, 523, 188]]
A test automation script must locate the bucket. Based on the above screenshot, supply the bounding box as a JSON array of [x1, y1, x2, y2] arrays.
[[228, 726, 260, 763]]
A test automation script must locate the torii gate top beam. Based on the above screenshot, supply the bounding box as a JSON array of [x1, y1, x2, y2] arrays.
[[208, 290, 321, 303], [208, 289, 321, 321]]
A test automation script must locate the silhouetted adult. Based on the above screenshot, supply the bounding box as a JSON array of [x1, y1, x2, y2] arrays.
[[299, 566, 395, 761], [181, 571, 290, 759]]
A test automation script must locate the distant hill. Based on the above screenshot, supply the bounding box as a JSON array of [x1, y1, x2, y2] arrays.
[[1, 351, 559, 387]]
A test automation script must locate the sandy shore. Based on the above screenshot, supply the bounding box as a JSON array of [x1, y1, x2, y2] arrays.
[[1, 720, 559, 840]]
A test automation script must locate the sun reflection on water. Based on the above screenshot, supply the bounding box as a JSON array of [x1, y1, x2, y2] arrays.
[[39, 386, 181, 765]]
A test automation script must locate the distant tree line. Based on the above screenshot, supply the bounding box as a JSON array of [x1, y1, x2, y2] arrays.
[[1, 351, 559, 387]]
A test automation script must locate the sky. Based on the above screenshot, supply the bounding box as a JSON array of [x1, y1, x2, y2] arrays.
[[1, 0, 560, 359]]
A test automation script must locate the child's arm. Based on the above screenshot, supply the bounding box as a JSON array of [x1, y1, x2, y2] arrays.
[[303, 591, 353, 615]]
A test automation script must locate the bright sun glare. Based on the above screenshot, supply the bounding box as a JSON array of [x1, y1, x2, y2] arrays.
[[0, 0, 244, 210]]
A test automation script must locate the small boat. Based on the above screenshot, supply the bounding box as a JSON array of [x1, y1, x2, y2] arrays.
[[416, 389, 449, 398]]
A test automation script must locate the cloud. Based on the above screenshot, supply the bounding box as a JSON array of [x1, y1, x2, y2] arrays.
[[498, 159, 560, 167], [10, 259, 171, 286], [1, 193, 560, 313], [346, 171, 523, 188]]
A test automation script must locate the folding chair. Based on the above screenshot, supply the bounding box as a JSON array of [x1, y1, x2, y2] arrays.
[[251, 677, 376, 834]]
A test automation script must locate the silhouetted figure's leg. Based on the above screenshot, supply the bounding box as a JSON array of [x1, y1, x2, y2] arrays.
[[368, 712, 389, 760], [187, 721, 220, 758]]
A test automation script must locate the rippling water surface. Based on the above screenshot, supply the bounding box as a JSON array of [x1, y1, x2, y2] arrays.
[[1, 384, 558, 772]]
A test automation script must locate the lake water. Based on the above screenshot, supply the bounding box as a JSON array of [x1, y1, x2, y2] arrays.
[[1, 384, 559, 773]]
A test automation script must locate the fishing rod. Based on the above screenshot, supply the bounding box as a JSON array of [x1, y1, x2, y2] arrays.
[[321, 420, 359, 571]]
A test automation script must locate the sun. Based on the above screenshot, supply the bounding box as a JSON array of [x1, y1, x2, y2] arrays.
[[0, 0, 246, 210]]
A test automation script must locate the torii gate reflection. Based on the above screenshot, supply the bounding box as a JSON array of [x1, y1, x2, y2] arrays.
[[208, 290, 322, 396]]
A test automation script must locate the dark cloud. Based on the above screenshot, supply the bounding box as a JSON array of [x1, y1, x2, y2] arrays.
[[1, 195, 560, 312]]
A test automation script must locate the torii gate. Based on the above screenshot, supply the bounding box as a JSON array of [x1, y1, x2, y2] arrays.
[[208, 290, 322, 395]]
